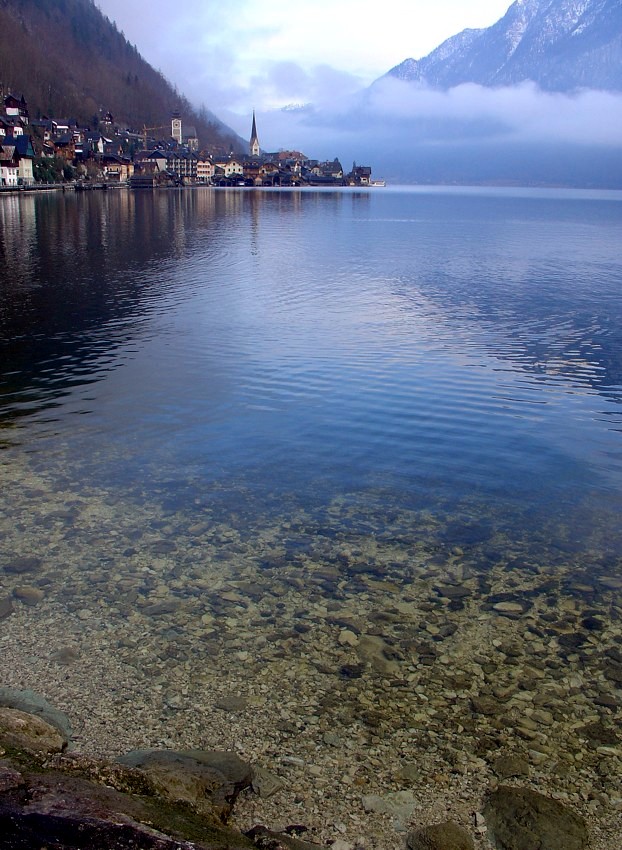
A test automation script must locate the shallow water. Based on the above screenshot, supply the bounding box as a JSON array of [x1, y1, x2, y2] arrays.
[[3, 187, 622, 552], [1, 185, 622, 843]]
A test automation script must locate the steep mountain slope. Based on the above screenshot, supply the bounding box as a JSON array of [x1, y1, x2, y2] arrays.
[[388, 0, 622, 91], [0, 0, 241, 151]]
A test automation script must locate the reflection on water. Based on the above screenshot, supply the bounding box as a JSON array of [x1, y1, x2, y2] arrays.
[[1, 186, 622, 845]]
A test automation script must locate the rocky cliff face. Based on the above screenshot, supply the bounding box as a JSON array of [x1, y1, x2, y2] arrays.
[[387, 0, 622, 91]]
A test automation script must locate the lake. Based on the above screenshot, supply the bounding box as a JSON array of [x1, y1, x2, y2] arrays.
[[1, 185, 622, 845]]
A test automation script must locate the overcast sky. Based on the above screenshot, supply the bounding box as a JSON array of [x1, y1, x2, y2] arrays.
[[95, 0, 512, 123]]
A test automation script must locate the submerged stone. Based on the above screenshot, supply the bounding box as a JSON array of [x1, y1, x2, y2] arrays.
[[0, 596, 14, 620], [484, 786, 588, 850], [13, 585, 45, 605], [245, 825, 322, 849], [490, 754, 530, 779], [3, 556, 42, 575], [250, 765, 285, 798], [117, 749, 253, 820], [406, 821, 475, 850]]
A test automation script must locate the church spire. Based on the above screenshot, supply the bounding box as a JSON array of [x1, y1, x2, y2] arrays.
[[250, 110, 260, 157]]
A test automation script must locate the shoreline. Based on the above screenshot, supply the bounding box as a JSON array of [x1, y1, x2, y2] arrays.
[[4, 182, 622, 197]]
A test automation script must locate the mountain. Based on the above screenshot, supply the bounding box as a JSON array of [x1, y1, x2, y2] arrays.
[[0, 0, 242, 152], [387, 0, 622, 91]]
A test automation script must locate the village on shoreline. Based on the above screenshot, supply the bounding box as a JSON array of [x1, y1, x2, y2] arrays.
[[0, 93, 382, 191]]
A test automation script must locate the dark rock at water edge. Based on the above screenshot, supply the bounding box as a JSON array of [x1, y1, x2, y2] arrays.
[[0, 703, 323, 850], [0, 770, 255, 849]]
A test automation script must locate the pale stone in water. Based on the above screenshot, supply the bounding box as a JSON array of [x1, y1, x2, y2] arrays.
[[13, 586, 45, 605], [339, 629, 359, 647], [599, 576, 622, 589], [251, 765, 285, 798], [493, 602, 525, 614], [356, 634, 400, 676]]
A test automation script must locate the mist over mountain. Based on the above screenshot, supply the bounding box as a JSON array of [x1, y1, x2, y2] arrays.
[[263, 0, 622, 187], [0, 0, 242, 151], [269, 80, 622, 187], [387, 0, 622, 92]]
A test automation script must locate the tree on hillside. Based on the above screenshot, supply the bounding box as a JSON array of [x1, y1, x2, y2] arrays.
[[0, 0, 243, 152]]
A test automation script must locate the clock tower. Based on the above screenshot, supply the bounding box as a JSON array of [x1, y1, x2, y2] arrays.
[[171, 112, 182, 145]]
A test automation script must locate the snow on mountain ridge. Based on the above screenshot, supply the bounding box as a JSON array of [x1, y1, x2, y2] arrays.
[[384, 0, 622, 91]]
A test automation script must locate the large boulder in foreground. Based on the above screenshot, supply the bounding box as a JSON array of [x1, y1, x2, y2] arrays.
[[0, 707, 66, 755], [0, 770, 254, 849], [117, 749, 253, 821], [0, 688, 72, 746], [484, 786, 588, 850], [0, 700, 322, 850]]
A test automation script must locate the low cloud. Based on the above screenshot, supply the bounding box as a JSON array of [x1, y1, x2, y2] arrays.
[[363, 78, 622, 146], [251, 78, 622, 185]]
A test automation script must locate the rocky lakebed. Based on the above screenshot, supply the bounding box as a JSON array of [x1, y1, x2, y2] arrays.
[[0, 687, 599, 850], [1, 464, 622, 848]]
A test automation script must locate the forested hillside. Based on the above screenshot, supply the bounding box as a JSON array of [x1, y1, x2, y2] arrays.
[[0, 0, 241, 151]]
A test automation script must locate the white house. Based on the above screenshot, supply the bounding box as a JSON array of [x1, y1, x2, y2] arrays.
[[197, 155, 214, 183], [213, 157, 244, 177]]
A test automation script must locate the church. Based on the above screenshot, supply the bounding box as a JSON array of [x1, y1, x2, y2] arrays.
[[249, 110, 260, 158]]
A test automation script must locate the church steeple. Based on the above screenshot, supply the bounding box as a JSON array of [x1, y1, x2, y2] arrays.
[[250, 110, 260, 158]]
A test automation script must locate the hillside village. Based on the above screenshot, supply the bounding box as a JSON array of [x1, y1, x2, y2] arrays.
[[0, 94, 377, 189]]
